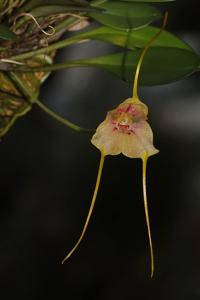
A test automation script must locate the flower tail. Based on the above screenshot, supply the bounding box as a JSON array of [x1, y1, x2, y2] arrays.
[[62, 152, 105, 264], [142, 155, 154, 278]]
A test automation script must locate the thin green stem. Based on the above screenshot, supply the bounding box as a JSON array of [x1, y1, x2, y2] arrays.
[[9, 69, 91, 133], [4, 61, 81, 72], [35, 99, 93, 133], [54, 14, 86, 33], [132, 12, 168, 99], [10, 36, 78, 61]]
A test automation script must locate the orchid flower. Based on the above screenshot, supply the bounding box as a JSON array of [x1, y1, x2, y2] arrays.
[[62, 12, 168, 277]]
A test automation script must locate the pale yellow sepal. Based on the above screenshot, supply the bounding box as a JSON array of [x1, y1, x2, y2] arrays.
[[91, 98, 159, 159]]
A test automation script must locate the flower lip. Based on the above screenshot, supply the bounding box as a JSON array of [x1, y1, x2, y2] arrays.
[[108, 100, 148, 135]]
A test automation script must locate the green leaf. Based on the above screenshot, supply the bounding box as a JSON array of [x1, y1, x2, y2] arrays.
[[76, 48, 199, 85], [92, 0, 175, 2], [110, 0, 175, 2], [22, 47, 200, 86], [33, 48, 197, 86], [70, 25, 192, 51], [31, 5, 96, 16], [17, 0, 85, 13], [0, 24, 17, 40], [89, 1, 161, 30]]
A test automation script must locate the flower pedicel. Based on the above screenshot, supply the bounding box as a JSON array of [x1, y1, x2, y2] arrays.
[[62, 12, 168, 277]]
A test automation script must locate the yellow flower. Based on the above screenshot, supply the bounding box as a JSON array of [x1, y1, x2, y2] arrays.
[[91, 98, 158, 159], [62, 12, 168, 278], [90, 97, 158, 278]]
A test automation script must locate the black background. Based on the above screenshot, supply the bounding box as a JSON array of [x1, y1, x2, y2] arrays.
[[1, 1, 200, 299]]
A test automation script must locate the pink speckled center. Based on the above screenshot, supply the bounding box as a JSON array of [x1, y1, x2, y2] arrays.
[[108, 103, 146, 135]]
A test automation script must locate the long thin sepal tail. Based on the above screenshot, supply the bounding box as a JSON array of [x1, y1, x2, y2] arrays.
[[142, 156, 154, 278], [62, 152, 105, 264]]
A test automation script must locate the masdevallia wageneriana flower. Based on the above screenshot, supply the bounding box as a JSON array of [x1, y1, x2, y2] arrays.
[[62, 12, 169, 278]]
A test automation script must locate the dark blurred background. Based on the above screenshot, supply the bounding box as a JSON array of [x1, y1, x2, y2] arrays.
[[1, 0, 200, 299]]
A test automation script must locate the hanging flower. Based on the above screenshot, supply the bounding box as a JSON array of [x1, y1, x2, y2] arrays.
[[89, 96, 159, 278], [91, 98, 158, 159], [62, 12, 168, 278]]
